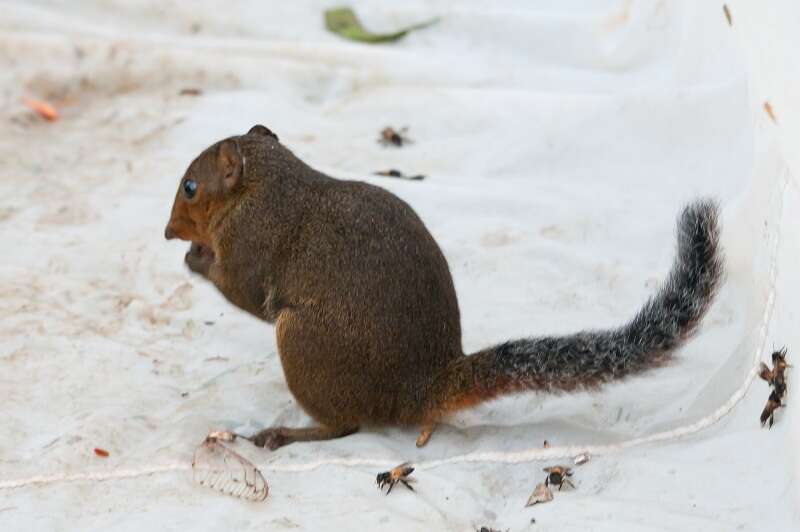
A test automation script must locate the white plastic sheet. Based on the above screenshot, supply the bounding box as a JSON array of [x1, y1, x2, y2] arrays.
[[1, 1, 797, 530]]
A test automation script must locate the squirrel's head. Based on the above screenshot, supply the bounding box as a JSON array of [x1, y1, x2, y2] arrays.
[[164, 124, 279, 244]]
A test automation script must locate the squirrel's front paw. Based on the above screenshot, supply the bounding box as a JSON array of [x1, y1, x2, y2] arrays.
[[251, 428, 288, 450], [184, 242, 214, 276]]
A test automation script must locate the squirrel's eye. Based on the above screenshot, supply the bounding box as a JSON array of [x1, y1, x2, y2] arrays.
[[183, 179, 197, 199]]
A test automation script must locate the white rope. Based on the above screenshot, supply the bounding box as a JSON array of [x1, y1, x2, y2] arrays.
[[0, 176, 787, 489], [0, 465, 188, 490]]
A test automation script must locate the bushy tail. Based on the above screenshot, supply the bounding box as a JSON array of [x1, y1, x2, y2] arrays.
[[432, 200, 723, 415]]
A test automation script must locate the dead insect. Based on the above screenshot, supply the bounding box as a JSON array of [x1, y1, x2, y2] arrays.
[[759, 361, 775, 384], [376, 462, 415, 494], [760, 389, 785, 429], [525, 481, 553, 507], [373, 169, 425, 181], [760, 347, 790, 397], [773, 373, 787, 398], [179, 88, 203, 96], [543, 466, 575, 491], [772, 347, 790, 374], [722, 4, 732, 26], [378, 126, 411, 147], [192, 432, 269, 501], [573, 452, 590, 465]]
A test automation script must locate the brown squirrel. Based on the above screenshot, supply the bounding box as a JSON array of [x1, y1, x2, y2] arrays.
[[165, 125, 723, 450]]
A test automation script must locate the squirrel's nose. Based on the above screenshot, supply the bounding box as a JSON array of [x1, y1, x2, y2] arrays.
[[165, 225, 176, 240]]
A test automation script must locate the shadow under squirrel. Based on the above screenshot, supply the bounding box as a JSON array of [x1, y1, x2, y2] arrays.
[[165, 125, 723, 450]]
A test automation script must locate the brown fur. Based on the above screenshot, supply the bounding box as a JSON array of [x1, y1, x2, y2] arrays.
[[166, 125, 722, 449], [166, 125, 463, 447]]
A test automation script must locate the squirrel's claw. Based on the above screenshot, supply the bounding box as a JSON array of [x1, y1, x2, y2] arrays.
[[251, 428, 287, 450]]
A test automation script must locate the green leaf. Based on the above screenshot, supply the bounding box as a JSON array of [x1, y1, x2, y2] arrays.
[[324, 6, 439, 44]]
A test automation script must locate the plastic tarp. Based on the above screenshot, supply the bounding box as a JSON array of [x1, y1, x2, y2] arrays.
[[1, 1, 797, 530]]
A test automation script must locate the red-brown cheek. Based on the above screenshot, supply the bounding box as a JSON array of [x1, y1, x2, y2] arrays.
[[165, 217, 197, 241]]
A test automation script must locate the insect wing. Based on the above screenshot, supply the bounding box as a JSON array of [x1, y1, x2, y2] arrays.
[[525, 482, 553, 507], [759, 362, 771, 381], [192, 439, 269, 501]]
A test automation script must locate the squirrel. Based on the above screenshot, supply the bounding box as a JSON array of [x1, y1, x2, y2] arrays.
[[165, 125, 724, 450]]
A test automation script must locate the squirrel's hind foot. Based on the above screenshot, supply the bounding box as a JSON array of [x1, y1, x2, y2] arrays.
[[251, 425, 359, 450]]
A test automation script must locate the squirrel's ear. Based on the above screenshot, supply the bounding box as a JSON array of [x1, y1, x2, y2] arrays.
[[217, 139, 243, 190], [247, 124, 279, 141]]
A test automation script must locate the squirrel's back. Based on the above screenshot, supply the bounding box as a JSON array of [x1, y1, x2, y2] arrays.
[[275, 178, 464, 424]]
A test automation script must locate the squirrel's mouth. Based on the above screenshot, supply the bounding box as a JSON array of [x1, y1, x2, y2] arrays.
[[188, 241, 215, 260]]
